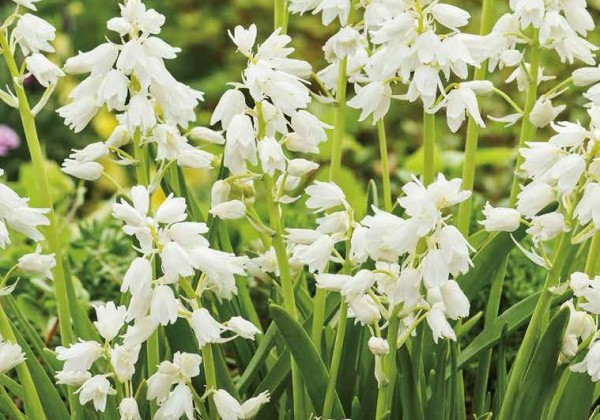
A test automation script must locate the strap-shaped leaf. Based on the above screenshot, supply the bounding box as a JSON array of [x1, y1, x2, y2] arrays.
[[269, 304, 345, 419], [512, 307, 570, 419], [458, 292, 570, 368]]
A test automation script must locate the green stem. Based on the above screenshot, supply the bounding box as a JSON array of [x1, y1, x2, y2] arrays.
[[423, 111, 436, 186], [274, 0, 288, 33], [509, 35, 541, 206], [0, 303, 46, 419], [322, 301, 347, 418], [498, 231, 571, 419], [329, 57, 348, 184], [0, 30, 73, 347], [377, 119, 392, 212], [584, 232, 600, 275], [310, 288, 326, 349], [455, 0, 495, 235], [375, 306, 401, 419]]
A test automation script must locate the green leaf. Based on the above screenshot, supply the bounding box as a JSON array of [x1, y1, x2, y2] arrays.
[[458, 292, 570, 368], [269, 304, 345, 419], [426, 343, 449, 420], [512, 307, 570, 419], [396, 346, 425, 420], [11, 326, 70, 419], [459, 227, 527, 299], [237, 323, 278, 394]]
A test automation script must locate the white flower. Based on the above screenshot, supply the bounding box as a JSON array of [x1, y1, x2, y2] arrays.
[[61, 158, 104, 182], [211, 90, 248, 129], [516, 182, 555, 218], [305, 181, 346, 212], [520, 142, 562, 179], [258, 137, 286, 175], [151, 285, 179, 326], [549, 121, 589, 148], [0, 340, 25, 374], [25, 53, 64, 87], [77, 375, 115, 412], [575, 183, 600, 228], [431, 4, 470, 31], [481, 202, 521, 232], [18, 245, 55, 279], [241, 391, 271, 418], [541, 154, 585, 195], [57, 97, 100, 133], [229, 24, 257, 56], [286, 111, 330, 153], [210, 200, 246, 220], [426, 303, 456, 343], [155, 383, 194, 420], [570, 272, 592, 297], [213, 389, 244, 420], [93, 302, 127, 341], [348, 295, 381, 325], [190, 308, 224, 348], [64, 43, 119, 75], [439, 280, 470, 320], [0, 183, 49, 246], [55, 370, 91, 386], [314, 0, 350, 26], [173, 352, 202, 380], [226, 317, 261, 340], [119, 398, 141, 420], [188, 127, 225, 144], [571, 341, 600, 382], [122, 257, 152, 295], [124, 93, 156, 133], [290, 232, 335, 274], [511, 0, 544, 29], [529, 98, 566, 128], [347, 81, 392, 123], [441, 82, 488, 133], [368, 337, 389, 356], [56, 340, 103, 372], [14, 14, 56, 56], [323, 27, 363, 61], [97, 69, 129, 111], [12, 0, 41, 11], [527, 212, 565, 244], [573, 67, 600, 86], [110, 344, 140, 382]]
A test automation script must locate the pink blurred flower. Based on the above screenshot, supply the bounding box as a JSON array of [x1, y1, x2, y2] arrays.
[[0, 125, 20, 156]]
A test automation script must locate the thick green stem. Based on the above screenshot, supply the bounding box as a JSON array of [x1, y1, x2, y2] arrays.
[[375, 306, 401, 419], [0, 31, 73, 347], [584, 232, 600, 275], [499, 232, 571, 419], [377, 119, 392, 212], [322, 301, 347, 418], [329, 58, 349, 184], [274, 0, 288, 33], [311, 288, 326, 349], [0, 303, 46, 419], [423, 111, 436, 185], [455, 0, 495, 235]]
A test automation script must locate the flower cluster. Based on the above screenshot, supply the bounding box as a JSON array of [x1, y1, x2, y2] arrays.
[[563, 272, 600, 380], [286, 174, 473, 347], [483, 106, 600, 264], [58, 0, 218, 181]]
